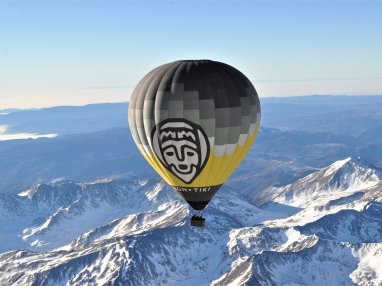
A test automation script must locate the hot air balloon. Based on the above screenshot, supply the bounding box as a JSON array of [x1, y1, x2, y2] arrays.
[[128, 60, 261, 227]]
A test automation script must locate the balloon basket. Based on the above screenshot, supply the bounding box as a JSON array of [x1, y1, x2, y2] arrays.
[[190, 215, 205, 227]]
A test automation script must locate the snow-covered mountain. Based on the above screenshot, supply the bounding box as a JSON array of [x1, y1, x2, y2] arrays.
[[0, 176, 181, 252], [0, 157, 382, 285], [265, 157, 382, 208]]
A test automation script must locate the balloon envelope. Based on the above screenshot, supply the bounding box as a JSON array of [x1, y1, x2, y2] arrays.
[[129, 60, 261, 210]]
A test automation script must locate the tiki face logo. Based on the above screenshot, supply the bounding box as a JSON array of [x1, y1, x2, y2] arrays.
[[152, 119, 210, 184]]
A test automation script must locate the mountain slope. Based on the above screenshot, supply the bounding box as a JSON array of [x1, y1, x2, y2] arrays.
[[265, 157, 382, 208], [0, 179, 273, 286], [0, 158, 382, 285], [0, 177, 178, 252]]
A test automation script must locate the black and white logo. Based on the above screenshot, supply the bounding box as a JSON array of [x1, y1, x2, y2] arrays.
[[152, 119, 210, 184]]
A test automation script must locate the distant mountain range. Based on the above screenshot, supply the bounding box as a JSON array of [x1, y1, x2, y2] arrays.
[[0, 157, 381, 285], [1, 97, 382, 197], [0, 103, 128, 135], [0, 125, 376, 198], [261, 95, 382, 138], [2, 95, 382, 139]]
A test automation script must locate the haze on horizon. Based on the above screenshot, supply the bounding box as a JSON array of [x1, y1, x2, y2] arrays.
[[1, 1, 381, 109]]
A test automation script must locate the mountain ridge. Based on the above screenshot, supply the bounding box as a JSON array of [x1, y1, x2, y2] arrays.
[[0, 157, 381, 285]]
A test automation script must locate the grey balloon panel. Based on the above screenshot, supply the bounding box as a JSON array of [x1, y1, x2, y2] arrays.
[[215, 108, 231, 128], [240, 97, 251, 116], [214, 127, 229, 147], [199, 99, 215, 116], [199, 118, 215, 139], [130, 65, 163, 147], [154, 91, 168, 110], [183, 90, 199, 110], [240, 115, 251, 134], [143, 100, 154, 119], [129, 60, 260, 156], [227, 126, 242, 144], [130, 62, 173, 109], [140, 63, 178, 146], [183, 109, 200, 124]]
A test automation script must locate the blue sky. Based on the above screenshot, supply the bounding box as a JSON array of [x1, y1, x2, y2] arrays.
[[1, 1, 381, 108]]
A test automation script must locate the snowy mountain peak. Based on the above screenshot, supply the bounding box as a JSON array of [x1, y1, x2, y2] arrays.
[[323, 156, 381, 178], [327, 156, 352, 170], [266, 157, 382, 208]]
